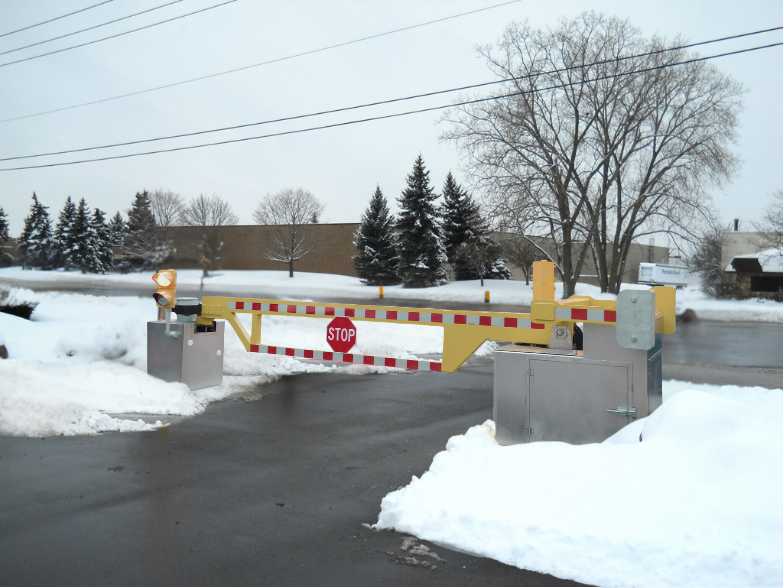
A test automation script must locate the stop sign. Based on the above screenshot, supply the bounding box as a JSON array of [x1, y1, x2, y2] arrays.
[[326, 316, 356, 353]]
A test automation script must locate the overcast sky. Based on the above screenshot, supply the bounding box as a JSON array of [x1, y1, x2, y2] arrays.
[[1, 0, 781, 235]]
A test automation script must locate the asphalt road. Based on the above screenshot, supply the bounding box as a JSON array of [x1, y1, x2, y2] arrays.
[[0, 360, 585, 587]]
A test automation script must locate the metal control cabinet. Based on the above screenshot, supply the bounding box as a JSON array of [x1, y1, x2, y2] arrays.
[[493, 323, 662, 445], [147, 320, 225, 390]]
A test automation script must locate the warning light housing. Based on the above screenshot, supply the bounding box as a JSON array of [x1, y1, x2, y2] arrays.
[[152, 269, 177, 308]]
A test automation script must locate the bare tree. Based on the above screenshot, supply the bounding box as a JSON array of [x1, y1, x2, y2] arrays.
[[689, 221, 736, 299], [758, 189, 783, 253], [441, 13, 742, 296], [182, 194, 239, 227], [253, 188, 324, 278], [501, 234, 538, 284], [149, 189, 185, 227], [181, 194, 238, 278]]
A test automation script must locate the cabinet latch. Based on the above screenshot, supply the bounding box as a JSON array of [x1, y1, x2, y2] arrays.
[[607, 406, 637, 418]]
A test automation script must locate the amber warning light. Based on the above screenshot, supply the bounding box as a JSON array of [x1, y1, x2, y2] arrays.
[[152, 269, 177, 308]]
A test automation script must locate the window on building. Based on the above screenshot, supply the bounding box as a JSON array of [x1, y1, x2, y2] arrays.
[[750, 275, 783, 293]]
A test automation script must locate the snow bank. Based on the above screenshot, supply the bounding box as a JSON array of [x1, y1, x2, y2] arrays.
[[0, 361, 191, 436], [0, 288, 444, 437], [375, 381, 783, 587]]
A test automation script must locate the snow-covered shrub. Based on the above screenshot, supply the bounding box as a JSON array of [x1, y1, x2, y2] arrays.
[[0, 289, 38, 319]]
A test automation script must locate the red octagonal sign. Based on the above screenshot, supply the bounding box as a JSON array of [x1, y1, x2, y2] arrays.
[[326, 316, 357, 352]]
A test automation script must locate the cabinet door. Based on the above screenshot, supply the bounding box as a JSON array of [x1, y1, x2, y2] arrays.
[[493, 351, 529, 445], [529, 359, 629, 444]]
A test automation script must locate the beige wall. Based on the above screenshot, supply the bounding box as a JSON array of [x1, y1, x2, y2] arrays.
[[495, 233, 669, 286], [4, 226, 670, 288], [164, 224, 361, 276], [579, 242, 669, 286], [721, 231, 771, 270]]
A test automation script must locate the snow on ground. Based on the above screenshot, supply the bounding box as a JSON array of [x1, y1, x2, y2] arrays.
[[0, 288, 451, 437], [673, 286, 783, 322], [375, 381, 783, 587], [2, 267, 780, 321]]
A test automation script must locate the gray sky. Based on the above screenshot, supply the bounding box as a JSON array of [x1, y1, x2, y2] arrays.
[[1, 0, 782, 235]]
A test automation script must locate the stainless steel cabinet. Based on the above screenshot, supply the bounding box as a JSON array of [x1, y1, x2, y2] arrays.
[[147, 320, 225, 391], [493, 323, 660, 445]]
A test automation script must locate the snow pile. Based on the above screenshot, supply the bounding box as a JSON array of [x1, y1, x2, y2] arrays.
[[375, 382, 783, 587], [0, 362, 191, 436], [0, 289, 447, 437]]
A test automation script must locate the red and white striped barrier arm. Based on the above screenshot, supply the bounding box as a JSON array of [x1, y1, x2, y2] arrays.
[[249, 344, 442, 371], [226, 301, 548, 329], [554, 307, 616, 322]]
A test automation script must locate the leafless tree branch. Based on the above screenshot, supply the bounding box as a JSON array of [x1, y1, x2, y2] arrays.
[[253, 188, 324, 277], [441, 13, 742, 296], [149, 189, 185, 227]]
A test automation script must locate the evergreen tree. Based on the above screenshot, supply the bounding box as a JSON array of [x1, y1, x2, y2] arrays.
[[353, 186, 400, 285], [0, 206, 10, 265], [396, 155, 449, 287], [122, 191, 169, 271], [92, 208, 114, 272], [69, 198, 103, 273], [108, 211, 126, 246], [18, 193, 54, 270], [0, 206, 8, 242], [53, 196, 76, 269], [455, 233, 512, 286], [441, 172, 482, 265], [439, 173, 511, 281]]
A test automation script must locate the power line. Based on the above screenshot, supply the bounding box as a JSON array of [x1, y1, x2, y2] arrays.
[[0, 0, 238, 69], [1, 41, 781, 172], [0, 0, 523, 123], [0, 0, 115, 39], [3, 25, 781, 163], [0, 0, 185, 58]]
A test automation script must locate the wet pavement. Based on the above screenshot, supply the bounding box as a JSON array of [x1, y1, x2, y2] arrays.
[[663, 320, 783, 369], [0, 362, 585, 587]]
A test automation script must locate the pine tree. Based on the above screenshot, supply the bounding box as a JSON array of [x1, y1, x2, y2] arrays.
[[439, 173, 511, 281], [92, 208, 114, 272], [66, 199, 102, 273], [0, 206, 10, 265], [18, 193, 54, 270], [454, 233, 512, 286], [353, 186, 400, 285], [108, 211, 126, 246], [441, 172, 482, 264], [396, 156, 449, 288], [122, 191, 169, 271], [53, 196, 76, 269], [0, 206, 8, 242]]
